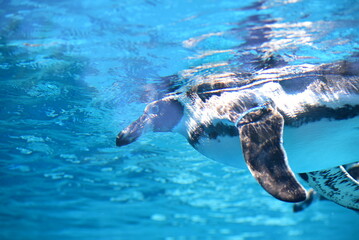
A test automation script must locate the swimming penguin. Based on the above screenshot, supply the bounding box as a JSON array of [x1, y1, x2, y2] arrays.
[[116, 59, 359, 209]]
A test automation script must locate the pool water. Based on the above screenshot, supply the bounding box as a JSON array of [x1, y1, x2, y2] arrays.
[[1, 0, 358, 239]]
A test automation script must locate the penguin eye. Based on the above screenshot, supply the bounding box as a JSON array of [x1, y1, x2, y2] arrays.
[[150, 104, 160, 114]]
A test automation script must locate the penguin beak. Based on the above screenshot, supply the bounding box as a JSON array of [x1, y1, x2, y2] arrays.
[[116, 114, 154, 147]]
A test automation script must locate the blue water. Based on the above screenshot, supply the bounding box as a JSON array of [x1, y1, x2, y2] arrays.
[[1, 0, 358, 239]]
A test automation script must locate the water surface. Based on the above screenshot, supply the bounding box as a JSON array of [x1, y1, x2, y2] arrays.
[[1, 0, 358, 239]]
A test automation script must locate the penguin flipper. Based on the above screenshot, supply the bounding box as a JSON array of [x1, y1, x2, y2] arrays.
[[237, 106, 307, 203], [299, 165, 359, 210]]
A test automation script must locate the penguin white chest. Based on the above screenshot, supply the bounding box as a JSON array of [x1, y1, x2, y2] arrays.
[[194, 134, 246, 168]]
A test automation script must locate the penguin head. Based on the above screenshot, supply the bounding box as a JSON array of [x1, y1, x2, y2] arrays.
[[116, 97, 184, 146]]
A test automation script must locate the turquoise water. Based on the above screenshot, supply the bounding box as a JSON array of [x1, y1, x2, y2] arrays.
[[1, 0, 358, 239]]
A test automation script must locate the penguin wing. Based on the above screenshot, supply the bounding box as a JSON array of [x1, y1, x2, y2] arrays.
[[236, 106, 307, 202], [299, 165, 359, 210]]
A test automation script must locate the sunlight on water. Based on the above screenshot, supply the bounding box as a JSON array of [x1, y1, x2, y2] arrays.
[[1, 0, 358, 239]]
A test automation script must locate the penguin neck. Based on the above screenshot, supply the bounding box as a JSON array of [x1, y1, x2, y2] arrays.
[[171, 114, 189, 137]]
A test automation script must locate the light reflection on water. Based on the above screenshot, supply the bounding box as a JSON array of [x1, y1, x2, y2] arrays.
[[1, 0, 359, 239]]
